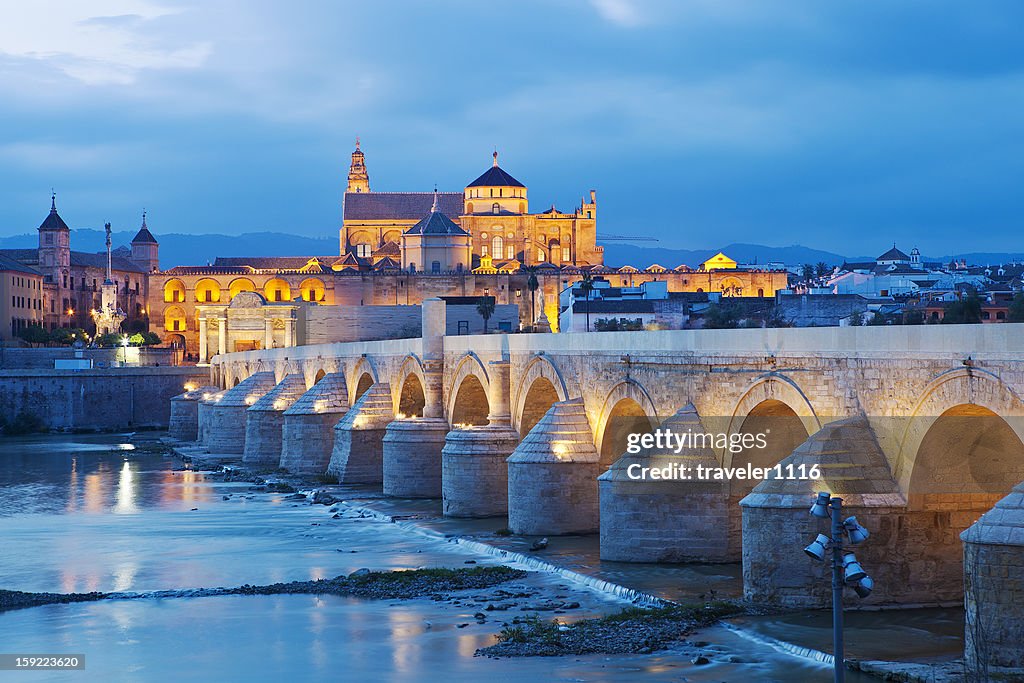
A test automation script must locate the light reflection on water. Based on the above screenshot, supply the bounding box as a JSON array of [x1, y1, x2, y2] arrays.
[[0, 434, 960, 683]]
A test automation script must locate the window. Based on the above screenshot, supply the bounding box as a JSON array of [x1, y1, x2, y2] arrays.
[[492, 203, 500, 214], [507, 245, 515, 259], [481, 245, 488, 256], [355, 244, 371, 258], [457, 321, 469, 335], [431, 261, 441, 274], [537, 249, 544, 262], [758, 288, 764, 297], [561, 247, 570, 262], [492, 236, 503, 257], [456, 263, 463, 273], [409, 263, 416, 273], [45, 233, 53, 245]]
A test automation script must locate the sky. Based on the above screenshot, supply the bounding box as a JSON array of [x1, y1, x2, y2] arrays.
[[1, 0, 1023, 255]]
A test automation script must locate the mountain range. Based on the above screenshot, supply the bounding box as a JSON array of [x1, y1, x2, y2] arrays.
[[1, 230, 1022, 270]]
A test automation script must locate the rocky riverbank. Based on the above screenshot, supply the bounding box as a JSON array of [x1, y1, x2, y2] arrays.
[[0, 566, 527, 613]]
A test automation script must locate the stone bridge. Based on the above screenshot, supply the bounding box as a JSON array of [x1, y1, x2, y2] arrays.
[[175, 300, 1024, 677]]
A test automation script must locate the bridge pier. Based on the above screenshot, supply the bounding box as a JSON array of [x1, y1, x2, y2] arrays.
[[242, 373, 307, 466], [383, 301, 449, 498], [442, 359, 519, 517], [962, 481, 1024, 679], [740, 418, 909, 607], [327, 382, 393, 483], [508, 398, 601, 535], [201, 372, 278, 454], [280, 372, 350, 475], [197, 390, 226, 446], [599, 404, 732, 562], [169, 385, 219, 442]]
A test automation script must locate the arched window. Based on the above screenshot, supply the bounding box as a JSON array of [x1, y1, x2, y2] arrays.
[[758, 288, 764, 297], [507, 245, 515, 259], [537, 249, 544, 262], [492, 203, 500, 214], [492, 235, 503, 257]]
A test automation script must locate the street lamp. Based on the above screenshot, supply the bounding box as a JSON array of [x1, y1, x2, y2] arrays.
[[805, 492, 873, 683]]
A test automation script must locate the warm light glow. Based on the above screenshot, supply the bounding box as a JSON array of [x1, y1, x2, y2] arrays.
[[312, 399, 328, 413], [395, 412, 407, 420], [244, 395, 258, 406], [552, 442, 569, 459], [272, 399, 287, 410], [183, 382, 197, 392], [66, 308, 74, 316]]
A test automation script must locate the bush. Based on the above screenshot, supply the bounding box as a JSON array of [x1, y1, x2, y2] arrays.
[[17, 325, 49, 346]]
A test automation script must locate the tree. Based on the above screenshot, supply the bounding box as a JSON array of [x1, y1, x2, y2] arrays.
[[848, 311, 864, 327], [703, 303, 739, 329], [815, 262, 831, 279], [142, 331, 162, 346], [579, 274, 595, 332], [942, 290, 983, 324], [17, 324, 49, 347], [1009, 293, 1024, 323], [476, 296, 495, 334], [526, 267, 539, 328], [128, 332, 146, 346], [802, 264, 815, 282], [95, 332, 124, 347]]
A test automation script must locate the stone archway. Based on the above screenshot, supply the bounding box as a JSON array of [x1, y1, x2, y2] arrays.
[[446, 354, 490, 425], [593, 380, 659, 466], [895, 368, 1024, 495], [725, 373, 821, 468], [394, 355, 427, 418], [511, 355, 569, 436], [347, 357, 378, 404]]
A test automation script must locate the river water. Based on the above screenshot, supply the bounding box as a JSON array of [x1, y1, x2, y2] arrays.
[[0, 434, 960, 682]]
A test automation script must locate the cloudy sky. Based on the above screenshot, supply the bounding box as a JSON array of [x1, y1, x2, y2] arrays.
[[1, 1, 1023, 255]]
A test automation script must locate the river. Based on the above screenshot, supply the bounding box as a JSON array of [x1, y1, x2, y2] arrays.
[[0, 434, 961, 682]]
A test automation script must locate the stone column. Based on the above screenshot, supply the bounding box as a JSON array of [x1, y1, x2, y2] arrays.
[[264, 318, 273, 350], [242, 374, 308, 466], [203, 372, 278, 455], [327, 383, 393, 483], [284, 317, 294, 347], [198, 316, 208, 362], [280, 372, 350, 475], [441, 357, 520, 518], [507, 398, 601, 535], [962, 482, 1024, 679], [217, 316, 227, 356]]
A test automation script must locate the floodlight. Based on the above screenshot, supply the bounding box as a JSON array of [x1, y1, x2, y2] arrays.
[[810, 492, 831, 518], [843, 516, 870, 544], [842, 553, 866, 583], [804, 533, 830, 561], [853, 575, 874, 599]]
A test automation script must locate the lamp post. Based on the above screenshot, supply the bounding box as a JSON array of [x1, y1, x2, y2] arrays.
[[807, 492, 872, 683]]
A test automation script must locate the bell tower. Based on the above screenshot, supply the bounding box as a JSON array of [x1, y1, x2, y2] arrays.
[[346, 137, 370, 193]]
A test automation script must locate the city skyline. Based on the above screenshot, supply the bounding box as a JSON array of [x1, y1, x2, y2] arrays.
[[2, 2, 1024, 254]]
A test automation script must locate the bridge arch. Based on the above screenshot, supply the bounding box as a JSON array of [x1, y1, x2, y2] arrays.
[[512, 355, 570, 436], [394, 355, 427, 418], [347, 357, 379, 404], [724, 373, 820, 470], [593, 380, 659, 466], [896, 368, 1024, 498], [447, 354, 491, 426]]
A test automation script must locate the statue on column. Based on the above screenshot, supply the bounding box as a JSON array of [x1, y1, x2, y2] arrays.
[[534, 284, 551, 332], [91, 222, 127, 337]]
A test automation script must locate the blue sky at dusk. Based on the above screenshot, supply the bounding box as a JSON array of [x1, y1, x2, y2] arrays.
[[1, 1, 1023, 255]]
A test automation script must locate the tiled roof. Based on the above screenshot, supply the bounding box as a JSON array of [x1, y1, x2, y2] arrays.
[[405, 210, 469, 236], [39, 205, 70, 232], [467, 165, 524, 188], [132, 226, 157, 243], [877, 246, 910, 261], [0, 249, 39, 264], [343, 192, 463, 221], [0, 253, 42, 275], [212, 256, 337, 270]]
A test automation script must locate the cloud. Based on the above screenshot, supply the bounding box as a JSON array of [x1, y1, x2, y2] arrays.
[[0, 0, 210, 85], [589, 0, 645, 27]]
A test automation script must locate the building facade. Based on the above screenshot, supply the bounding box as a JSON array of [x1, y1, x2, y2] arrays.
[[0, 254, 45, 340], [0, 197, 156, 334]]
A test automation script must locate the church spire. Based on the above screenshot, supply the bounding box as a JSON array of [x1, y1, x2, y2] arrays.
[[51, 190, 57, 212], [347, 137, 370, 193]]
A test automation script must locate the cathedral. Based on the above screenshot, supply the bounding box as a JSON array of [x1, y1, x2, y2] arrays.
[[338, 141, 603, 272]]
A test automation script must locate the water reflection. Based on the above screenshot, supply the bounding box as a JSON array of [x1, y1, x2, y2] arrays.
[[115, 460, 138, 514]]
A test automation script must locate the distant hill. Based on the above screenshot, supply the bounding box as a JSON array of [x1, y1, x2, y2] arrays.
[[3, 229, 1022, 270]]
